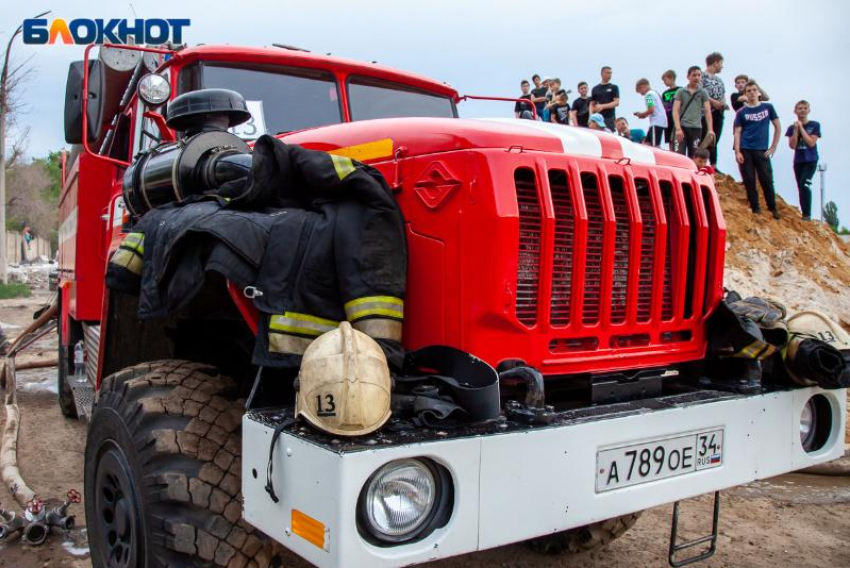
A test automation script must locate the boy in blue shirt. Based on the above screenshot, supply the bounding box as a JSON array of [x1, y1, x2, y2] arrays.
[[733, 82, 782, 219], [785, 100, 821, 220]]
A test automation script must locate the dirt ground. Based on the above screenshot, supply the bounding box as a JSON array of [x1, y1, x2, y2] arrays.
[[0, 290, 848, 568]]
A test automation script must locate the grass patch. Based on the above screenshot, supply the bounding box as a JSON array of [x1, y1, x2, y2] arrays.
[[0, 282, 31, 299]]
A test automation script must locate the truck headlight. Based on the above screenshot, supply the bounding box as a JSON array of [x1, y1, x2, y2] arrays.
[[138, 73, 171, 106], [799, 398, 816, 450], [800, 394, 833, 453], [359, 458, 449, 543]]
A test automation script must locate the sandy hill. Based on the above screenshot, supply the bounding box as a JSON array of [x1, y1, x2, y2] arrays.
[[717, 174, 850, 330]]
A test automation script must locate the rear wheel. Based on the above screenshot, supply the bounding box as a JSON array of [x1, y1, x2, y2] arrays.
[[85, 359, 278, 567], [525, 512, 642, 554], [57, 296, 79, 418]]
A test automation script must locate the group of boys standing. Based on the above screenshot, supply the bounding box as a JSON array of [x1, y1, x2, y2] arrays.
[[515, 52, 822, 221]]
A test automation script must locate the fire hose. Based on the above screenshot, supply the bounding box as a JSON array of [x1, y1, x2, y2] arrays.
[[0, 297, 79, 544]]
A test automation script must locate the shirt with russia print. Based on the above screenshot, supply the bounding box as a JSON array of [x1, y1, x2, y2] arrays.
[[734, 102, 779, 150]]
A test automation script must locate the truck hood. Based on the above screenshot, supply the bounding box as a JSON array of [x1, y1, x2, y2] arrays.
[[280, 117, 696, 169]]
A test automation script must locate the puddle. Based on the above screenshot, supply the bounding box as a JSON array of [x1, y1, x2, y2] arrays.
[[62, 528, 90, 557], [15, 368, 59, 395]]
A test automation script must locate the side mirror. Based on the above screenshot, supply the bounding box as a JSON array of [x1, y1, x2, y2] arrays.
[[63, 60, 104, 145]]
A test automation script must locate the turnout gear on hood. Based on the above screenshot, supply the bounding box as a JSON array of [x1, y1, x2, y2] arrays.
[[107, 136, 406, 369], [726, 295, 789, 349], [710, 292, 788, 361], [701, 291, 789, 393], [390, 346, 501, 427], [782, 310, 850, 388], [295, 322, 392, 437], [783, 337, 850, 389]]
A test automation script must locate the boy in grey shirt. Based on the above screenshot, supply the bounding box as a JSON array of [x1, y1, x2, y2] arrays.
[[672, 66, 713, 157]]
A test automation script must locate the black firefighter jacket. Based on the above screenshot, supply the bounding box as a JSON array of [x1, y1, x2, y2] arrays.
[[107, 135, 407, 369]]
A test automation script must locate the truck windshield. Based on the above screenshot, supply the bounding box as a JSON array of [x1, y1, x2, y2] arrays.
[[189, 63, 343, 135], [347, 76, 457, 121]]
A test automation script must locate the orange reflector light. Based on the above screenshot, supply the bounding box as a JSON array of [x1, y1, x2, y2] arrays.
[[292, 509, 328, 551], [328, 138, 394, 162]]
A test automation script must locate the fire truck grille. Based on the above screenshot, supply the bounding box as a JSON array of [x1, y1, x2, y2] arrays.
[[582, 175, 604, 325], [701, 186, 717, 317], [549, 170, 574, 327], [610, 179, 630, 325], [512, 167, 719, 336], [682, 184, 698, 320], [515, 169, 542, 326], [660, 182, 675, 321], [636, 181, 655, 323]]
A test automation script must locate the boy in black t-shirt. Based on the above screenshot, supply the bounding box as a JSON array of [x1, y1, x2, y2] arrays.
[[530, 74, 548, 121], [514, 80, 534, 119], [661, 70, 680, 148], [731, 74, 770, 112], [549, 90, 571, 125], [590, 66, 620, 131], [571, 81, 591, 127]]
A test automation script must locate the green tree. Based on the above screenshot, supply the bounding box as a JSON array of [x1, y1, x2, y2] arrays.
[[4, 150, 64, 251], [824, 201, 839, 232], [34, 150, 63, 202]]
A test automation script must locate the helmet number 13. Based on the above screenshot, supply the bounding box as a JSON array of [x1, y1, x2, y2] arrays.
[[316, 394, 337, 417]]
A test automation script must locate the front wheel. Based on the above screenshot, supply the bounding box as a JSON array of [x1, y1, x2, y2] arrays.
[[525, 512, 642, 554], [85, 359, 278, 567]]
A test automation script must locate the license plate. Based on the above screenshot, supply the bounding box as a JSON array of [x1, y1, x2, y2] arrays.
[[596, 429, 723, 492]]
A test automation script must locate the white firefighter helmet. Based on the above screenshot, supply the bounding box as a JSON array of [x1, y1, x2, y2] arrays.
[[783, 337, 817, 387], [786, 310, 850, 352], [295, 321, 392, 437]]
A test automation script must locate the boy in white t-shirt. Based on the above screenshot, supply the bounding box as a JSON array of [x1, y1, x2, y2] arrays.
[[634, 78, 668, 147]]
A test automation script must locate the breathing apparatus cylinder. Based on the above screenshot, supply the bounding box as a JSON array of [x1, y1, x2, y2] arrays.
[[122, 88, 254, 217]]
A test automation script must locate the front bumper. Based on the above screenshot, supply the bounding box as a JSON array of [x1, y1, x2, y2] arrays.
[[242, 387, 846, 568]]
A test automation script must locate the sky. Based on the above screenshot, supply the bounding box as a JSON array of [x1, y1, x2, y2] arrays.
[[2, 0, 849, 225]]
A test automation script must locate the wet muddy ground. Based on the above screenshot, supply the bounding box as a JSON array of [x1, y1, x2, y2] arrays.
[[1, 291, 848, 567]]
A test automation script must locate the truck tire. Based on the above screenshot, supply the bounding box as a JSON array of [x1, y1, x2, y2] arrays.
[[57, 295, 78, 418], [85, 359, 279, 567], [525, 512, 642, 555]]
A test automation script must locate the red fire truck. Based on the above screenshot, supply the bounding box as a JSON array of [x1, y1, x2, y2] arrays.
[[58, 43, 845, 568]]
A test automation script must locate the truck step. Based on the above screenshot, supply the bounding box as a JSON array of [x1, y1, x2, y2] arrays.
[[668, 491, 721, 567], [69, 377, 95, 422]]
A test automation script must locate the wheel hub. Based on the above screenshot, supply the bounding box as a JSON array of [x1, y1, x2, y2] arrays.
[[95, 443, 142, 568]]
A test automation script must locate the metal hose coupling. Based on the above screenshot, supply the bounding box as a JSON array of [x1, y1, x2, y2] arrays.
[[44, 489, 81, 532], [500, 365, 558, 425], [499, 365, 546, 409], [22, 521, 49, 546], [0, 509, 26, 540]]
